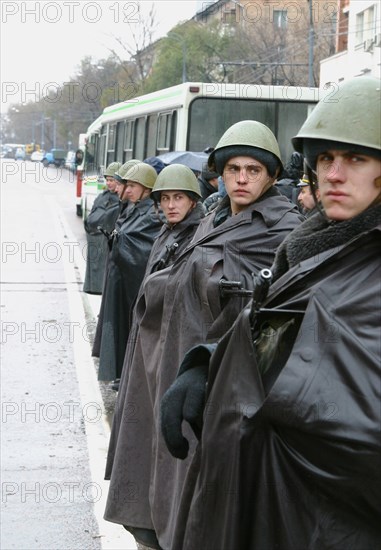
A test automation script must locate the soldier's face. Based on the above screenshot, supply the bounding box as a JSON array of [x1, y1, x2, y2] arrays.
[[160, 191, 195, 224], [317, 150, 381, 220], [105, 177, 118, 192], [124, 181, 150, 203], [298, 186, 316, 211], [223, 156, 274, 215], [116, 182, 127, 200]]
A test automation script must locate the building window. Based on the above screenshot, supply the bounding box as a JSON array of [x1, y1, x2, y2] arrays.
[[356, 5, 375, 45], [274, 9, 287, 30]]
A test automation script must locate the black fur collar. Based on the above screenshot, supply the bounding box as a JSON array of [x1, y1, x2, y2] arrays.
[[272, 204, 381, 281]]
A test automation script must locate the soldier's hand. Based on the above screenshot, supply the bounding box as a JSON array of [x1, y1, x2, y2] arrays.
[[160, 365, 208, 460]]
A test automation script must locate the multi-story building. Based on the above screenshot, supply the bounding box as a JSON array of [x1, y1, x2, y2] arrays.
[[320, 0, 381, 86], [192, 0, 336, 86]]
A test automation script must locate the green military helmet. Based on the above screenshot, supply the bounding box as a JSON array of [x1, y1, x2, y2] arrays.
[[114, 159, 140, 183], [124, 162, 157, 189], [104, 161, 122, 178], [292, 77, 381, 169], [151, 164, 202, 202], [208, 120, 282, 176]]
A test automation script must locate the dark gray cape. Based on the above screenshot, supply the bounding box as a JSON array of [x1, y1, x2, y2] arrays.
[[83, 190, 120, 295], [92, 198, 163, 381], [105, 202, 205, 477], [172, 207, 381, 550]]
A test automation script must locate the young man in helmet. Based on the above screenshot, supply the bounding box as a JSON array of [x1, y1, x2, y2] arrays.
[[161, 76, 381, 550], [104, 164, 205, 550], [104, 121, 303, 550], [92, 162, 164, 384], [92, 159, 139, 357], [113, 159, 141, 207], [83, 161, 122, 295]]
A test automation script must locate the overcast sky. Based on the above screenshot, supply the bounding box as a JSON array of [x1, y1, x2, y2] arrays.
[[0, 1, 203, 113]]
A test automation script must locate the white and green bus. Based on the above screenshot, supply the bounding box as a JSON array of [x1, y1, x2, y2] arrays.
[[76, 81, 326, 217]]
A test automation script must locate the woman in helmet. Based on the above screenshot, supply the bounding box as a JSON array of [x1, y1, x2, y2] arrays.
[[83, 161, 121, 295], [104, 122, 303, 549], [104, 166, 205, 549], [161, 76, 381, 549], [148, 163, 205, 271], [93, 162, 164, 383]]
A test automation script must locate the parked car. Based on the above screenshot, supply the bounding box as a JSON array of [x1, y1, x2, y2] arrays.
[[42, 149, 66, 167], [15, 147, 26, 161], [64, 151, 76, 172], [2, 146, 17, 159], [30, 150, 44, 162]]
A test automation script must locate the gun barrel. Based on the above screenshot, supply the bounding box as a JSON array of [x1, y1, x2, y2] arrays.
[[97, 226, 110, 238], [252, 269, 273, 308]]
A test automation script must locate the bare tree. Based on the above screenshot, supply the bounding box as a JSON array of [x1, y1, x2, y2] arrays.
[[106, 3, 158, 88], [220, 7, 335, 86]]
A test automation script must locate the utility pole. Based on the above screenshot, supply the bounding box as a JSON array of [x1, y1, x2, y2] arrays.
[[308, 0, 315, 86], [53, 119, 56, 148], [41, 115, 45, 150], [168, 32, 187, 83]]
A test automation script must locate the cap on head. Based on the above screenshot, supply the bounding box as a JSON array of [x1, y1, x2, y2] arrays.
[[124, 162, 157, 189], [208, 120, 282, 177], [114, 159, 140, 183], [151, 164, 201, 201], [292, 76, 381, 169], [297, 176, 310, 187], [104, 161, 122, 178]]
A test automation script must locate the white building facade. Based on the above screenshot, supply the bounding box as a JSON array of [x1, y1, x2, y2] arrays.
[[320, 0, 380, 87]]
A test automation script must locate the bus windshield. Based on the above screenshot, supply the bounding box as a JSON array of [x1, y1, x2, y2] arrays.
[[188, 97, 312, 161]]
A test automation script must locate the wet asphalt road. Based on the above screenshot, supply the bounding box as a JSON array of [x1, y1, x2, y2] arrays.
[[1, 160, 137, 550]]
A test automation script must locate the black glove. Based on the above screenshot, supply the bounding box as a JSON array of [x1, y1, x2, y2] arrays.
[[160, 365, 208, 460]]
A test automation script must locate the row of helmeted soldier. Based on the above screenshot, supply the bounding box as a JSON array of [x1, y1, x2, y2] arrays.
[[83, 76, 381, 550]]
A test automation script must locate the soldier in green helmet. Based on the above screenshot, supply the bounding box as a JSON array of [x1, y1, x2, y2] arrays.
[[104, 122, 303, 550], [160, 77, 381, 549], [113, 159, 141, 207], [92, 162, 164, 384], [104, 165, 206, 549], [83, 161, 122, 295]]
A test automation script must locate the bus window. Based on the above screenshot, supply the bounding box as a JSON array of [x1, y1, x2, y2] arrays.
[[188, 97, 275, 153], [169, 111, 177, 151], [146, 114, 158, 157], [107, 123, 116, 165], [157, 112, 173, 153], [134, 117, 146, 160], [124, 120, 135, 161], [116, 121, 125, 162], [98, 126, 107, 173]]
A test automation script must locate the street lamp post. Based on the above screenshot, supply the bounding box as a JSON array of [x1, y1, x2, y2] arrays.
[[37, 115, 54, 150]]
